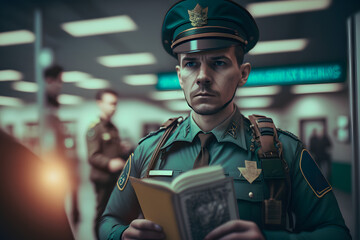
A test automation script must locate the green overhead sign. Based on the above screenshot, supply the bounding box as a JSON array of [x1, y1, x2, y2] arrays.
[[156, 63, 345, 90]]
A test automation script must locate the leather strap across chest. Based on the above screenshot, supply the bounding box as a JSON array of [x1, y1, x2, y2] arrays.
[[249, 114, 291, 230], [145, 117, 183, 178]]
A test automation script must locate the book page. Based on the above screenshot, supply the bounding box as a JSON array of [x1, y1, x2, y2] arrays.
[[171, 165, 224, 193], [177, 177, 239, 240]]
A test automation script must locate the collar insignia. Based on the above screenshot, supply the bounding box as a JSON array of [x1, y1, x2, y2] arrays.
[[227, 121, 238, 138], [188, 4, 208, 27], [238, 160, 262, 184]]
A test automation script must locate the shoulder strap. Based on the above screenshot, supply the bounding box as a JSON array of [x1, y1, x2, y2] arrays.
[[249, 114, 292, 230], [249, 114, 282, 158], [145, 117, 183, 178]]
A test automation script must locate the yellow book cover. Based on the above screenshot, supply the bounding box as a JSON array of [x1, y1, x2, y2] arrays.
[[130, 165, 239, 240]]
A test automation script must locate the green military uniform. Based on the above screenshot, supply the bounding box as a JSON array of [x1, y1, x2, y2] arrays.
[[98, 0, 350, 239], [86, 118, 128, 234], [99, 107, 350, 240]]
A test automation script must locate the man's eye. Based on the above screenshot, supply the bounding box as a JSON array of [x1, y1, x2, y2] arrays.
[[214, 61, 226, 66], [185, 62, 197, 67]]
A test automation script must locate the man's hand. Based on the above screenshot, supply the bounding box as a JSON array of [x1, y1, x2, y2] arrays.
[[108, 158, 125, 172], [122, 219, 165, 240], [204, 220, 265, 240]]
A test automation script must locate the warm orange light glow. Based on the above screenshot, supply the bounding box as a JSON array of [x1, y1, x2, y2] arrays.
[[39, 160, 69, 199], [44, 166, 64, 184]]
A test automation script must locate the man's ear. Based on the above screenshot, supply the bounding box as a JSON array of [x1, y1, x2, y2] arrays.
[[238, 63, 251, 87], [176, 65, 184, 89]]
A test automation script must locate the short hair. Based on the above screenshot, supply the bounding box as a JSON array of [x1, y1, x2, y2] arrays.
[[95, 89, 119, 101], [234, 45, 245, 66], [44, 64, 63, 79]]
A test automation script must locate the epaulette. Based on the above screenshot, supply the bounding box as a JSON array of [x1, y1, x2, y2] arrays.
[[138, 117, 184, 145], [138, 128, 167, 145], [277, 128, 301, 142], [88, 119, 100, 129]]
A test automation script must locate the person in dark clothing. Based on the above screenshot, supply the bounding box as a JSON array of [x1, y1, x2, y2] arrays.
[[43, 64, 80, 225], [309, 128, 332, 180], [86, 89, 131, 237]]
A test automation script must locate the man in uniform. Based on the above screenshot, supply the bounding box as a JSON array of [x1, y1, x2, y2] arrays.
[[98, 0, 351, 239], [86, 89, 131, 237]]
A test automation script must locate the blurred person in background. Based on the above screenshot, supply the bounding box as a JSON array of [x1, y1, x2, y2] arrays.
[[309, 128, 333, 181], [86, 89, 132, 238], [43, 64, 80, 226]]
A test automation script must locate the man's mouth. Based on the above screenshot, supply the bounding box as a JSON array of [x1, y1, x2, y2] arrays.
[[193, 91, 216, 98]]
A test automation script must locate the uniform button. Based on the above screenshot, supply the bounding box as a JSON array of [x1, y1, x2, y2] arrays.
[[249, 192, 254, 198]]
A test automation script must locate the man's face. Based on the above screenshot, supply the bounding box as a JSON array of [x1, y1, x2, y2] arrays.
[[45, 73, 63, 97], [176, 46, 249, 115], [97, 93, 118, 119]]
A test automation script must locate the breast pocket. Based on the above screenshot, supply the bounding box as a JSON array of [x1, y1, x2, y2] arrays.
[[232, 177, 265, 224]]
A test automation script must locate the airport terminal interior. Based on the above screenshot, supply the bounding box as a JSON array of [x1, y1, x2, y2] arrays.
[[0, 0, 360, 239]]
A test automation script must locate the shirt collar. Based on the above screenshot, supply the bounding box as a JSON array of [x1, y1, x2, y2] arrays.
[[161, 106, 248, 151]]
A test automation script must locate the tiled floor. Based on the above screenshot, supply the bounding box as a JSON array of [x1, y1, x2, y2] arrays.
[[67, 163, 355, 240]]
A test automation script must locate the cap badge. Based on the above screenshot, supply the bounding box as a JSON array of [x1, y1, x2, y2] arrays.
[[188, 4, 208, 27]]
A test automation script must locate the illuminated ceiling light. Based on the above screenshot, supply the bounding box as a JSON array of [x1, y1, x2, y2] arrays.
[[61, 15, 137, 37], [12, 81, 38, 92], [97, 52, 156, 67], [0, 96, 23, 107], [236, 86, 281, 97], [58, 94, 83, 105], [249, 39, 308, 55], [290, 83, 344, 94], [0, 70, 23, 81], [0, 30, 35, 46], [150, 90, 184, 100], [165, 100, 190, 112], [62, 71, 92, 83], [236, 97, 273, 109], [247, 0, 332, 18], [123, 74, 158, 86], [75, 78, 110, 89]]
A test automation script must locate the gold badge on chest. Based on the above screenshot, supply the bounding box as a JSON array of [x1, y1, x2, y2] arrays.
[[102, 133, 111, 141], [238, 160, 262, 184]]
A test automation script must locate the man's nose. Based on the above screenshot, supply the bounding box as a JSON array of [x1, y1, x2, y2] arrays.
[[196, 64, 212, 85]]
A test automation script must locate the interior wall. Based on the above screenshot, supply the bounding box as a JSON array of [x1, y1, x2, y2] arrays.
[[242, 91, 351, 163], [0, 99, 179, 162]]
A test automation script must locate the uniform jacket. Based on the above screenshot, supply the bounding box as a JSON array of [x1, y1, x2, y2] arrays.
[[86, 118, 126, 185], [99, 108, 351, 240]]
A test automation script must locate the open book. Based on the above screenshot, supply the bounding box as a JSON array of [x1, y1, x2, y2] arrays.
[[130, 165, 239, 240]]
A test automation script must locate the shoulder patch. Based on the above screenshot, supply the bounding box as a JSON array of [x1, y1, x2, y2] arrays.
[[277, 128, 301, 141], [300, 149, 332, 198], [117, 154, 133, 191], [87, 128, 96, 139], [138, 128, 166, 145], [88, 119, 100, 129]]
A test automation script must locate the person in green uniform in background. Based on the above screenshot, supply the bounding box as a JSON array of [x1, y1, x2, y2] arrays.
[[98, 0, 351, 239], [86, 89, 132, 238]]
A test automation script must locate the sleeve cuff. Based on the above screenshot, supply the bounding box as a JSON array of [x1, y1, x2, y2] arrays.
[[263, 230, 291, 240], [111, 225, 129, 240]]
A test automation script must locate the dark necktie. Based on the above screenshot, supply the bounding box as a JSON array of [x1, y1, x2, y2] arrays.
[[193, 132, 214, 169]]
